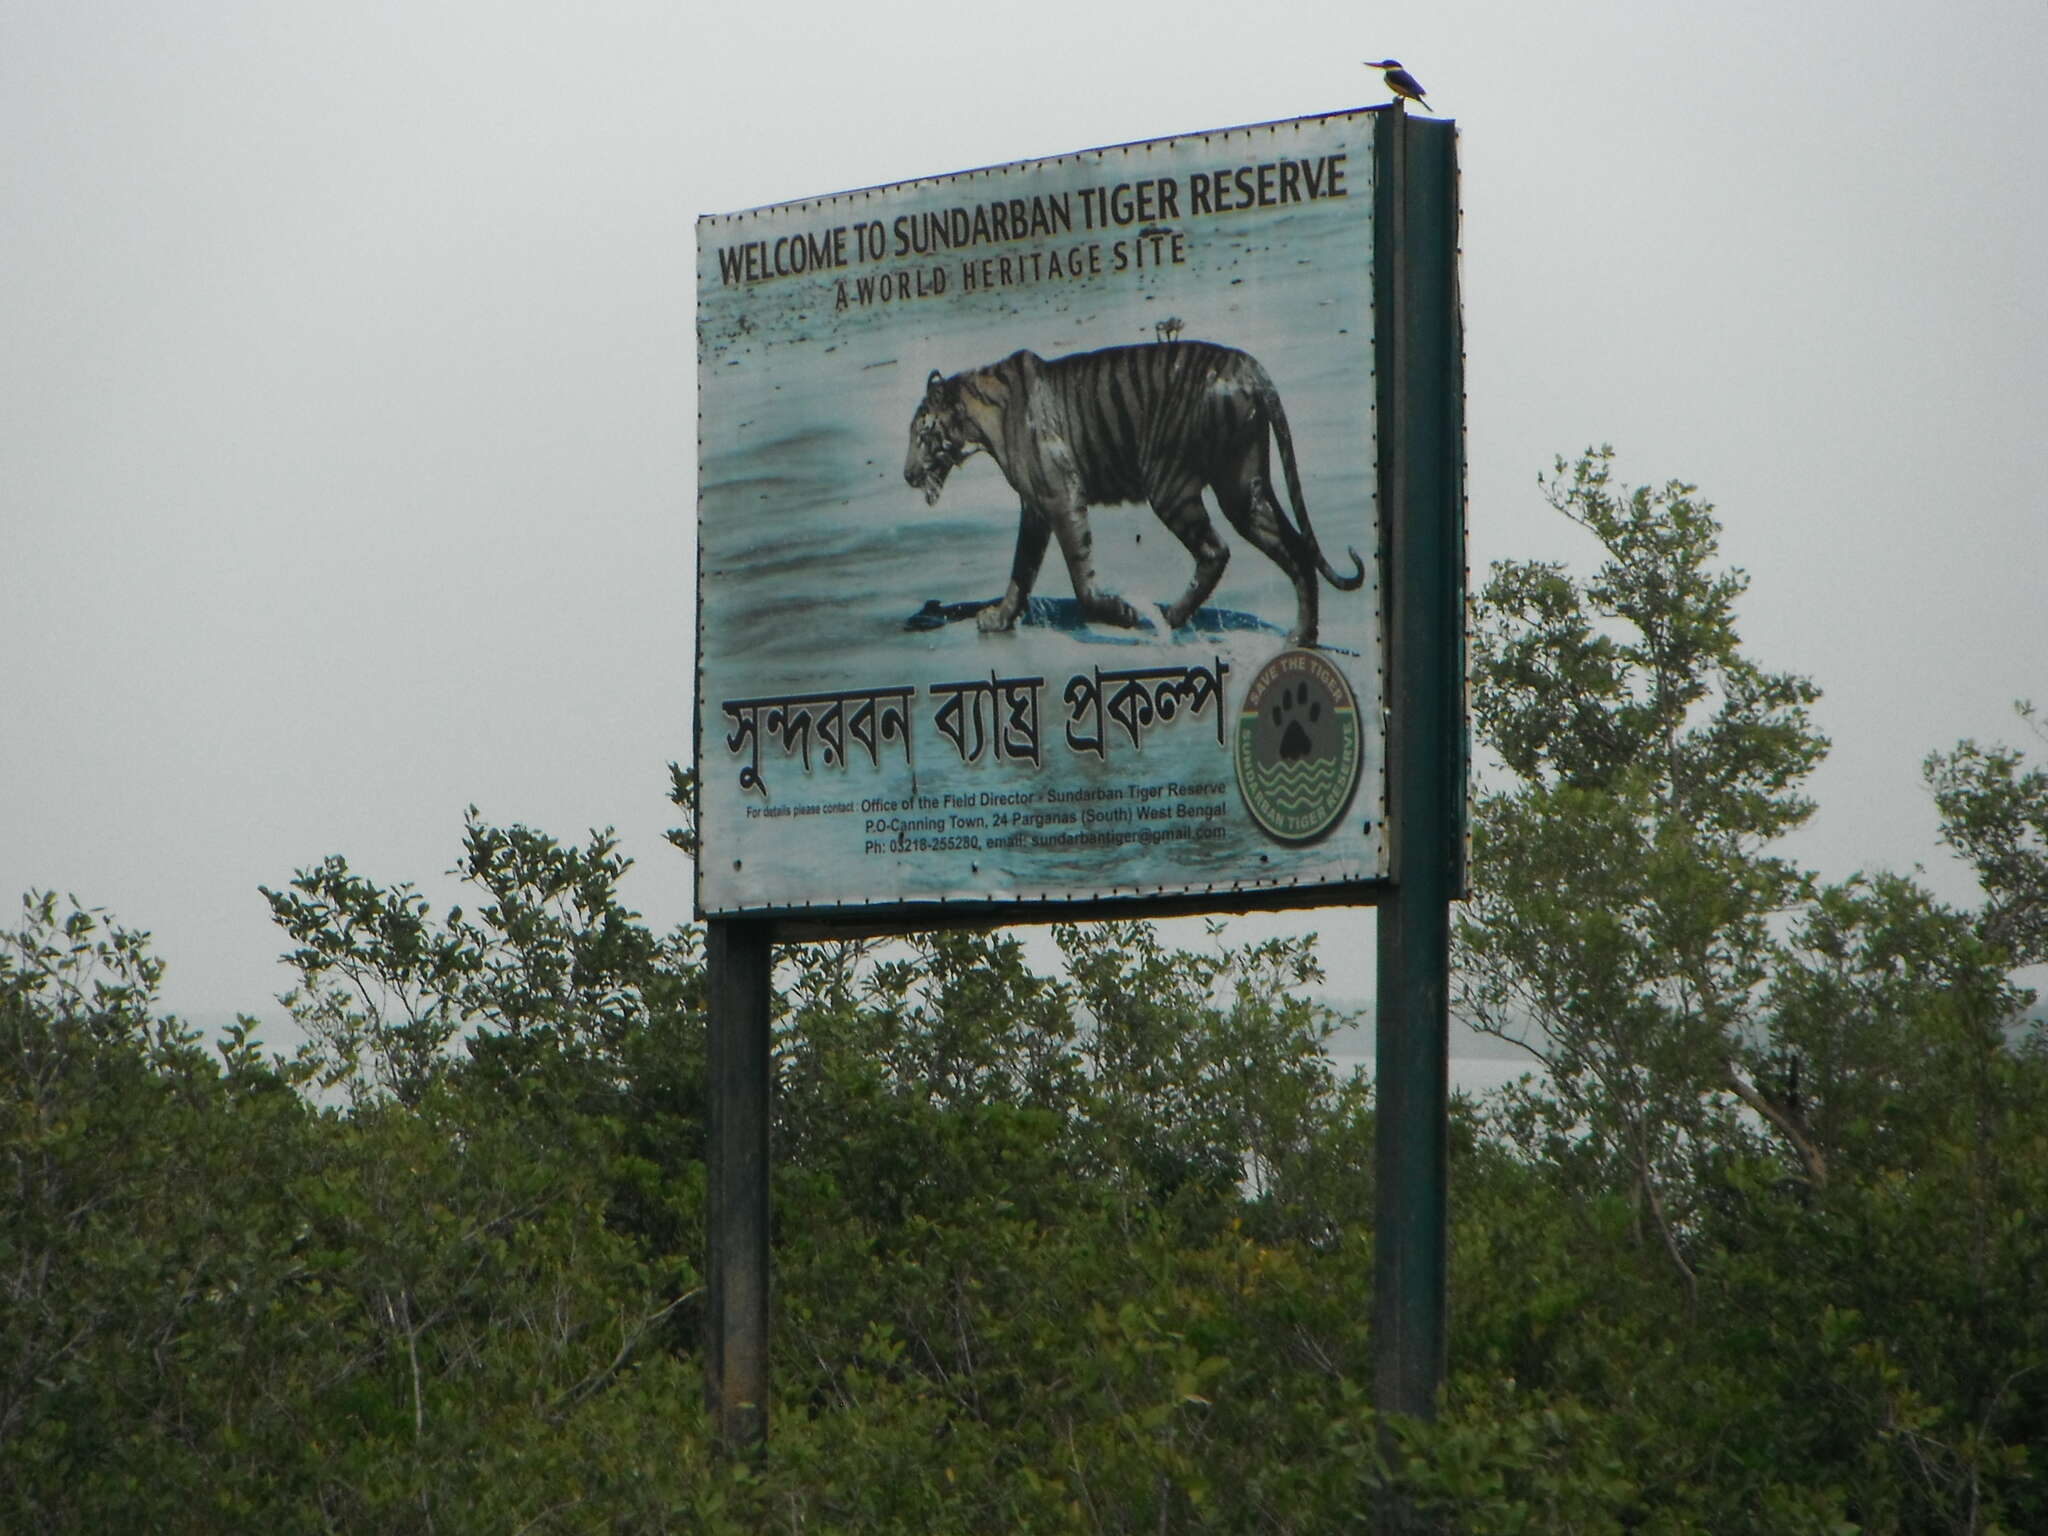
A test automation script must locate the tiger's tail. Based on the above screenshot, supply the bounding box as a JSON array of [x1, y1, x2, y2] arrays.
[[1261, 374, 1366, 592]]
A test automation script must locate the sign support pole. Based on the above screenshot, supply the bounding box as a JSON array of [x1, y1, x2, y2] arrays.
[[1372, 106, 1464, 1526], [705, 917, 773, 1451]]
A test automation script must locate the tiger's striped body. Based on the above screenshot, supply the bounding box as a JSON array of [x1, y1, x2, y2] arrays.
[[903, 342, 1364, 647]]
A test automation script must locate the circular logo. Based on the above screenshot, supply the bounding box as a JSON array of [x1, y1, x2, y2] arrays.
[[1234, 650, 1364, 845]]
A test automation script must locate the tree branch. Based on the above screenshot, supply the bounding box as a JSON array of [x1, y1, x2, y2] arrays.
[[1725, 1065, 1828, 1190]]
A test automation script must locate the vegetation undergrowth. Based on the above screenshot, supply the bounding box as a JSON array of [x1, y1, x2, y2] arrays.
[[5, 451, 2043, 1532]]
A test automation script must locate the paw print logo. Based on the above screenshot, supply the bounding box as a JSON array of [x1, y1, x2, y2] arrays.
[[1235, 650, 1363, 845], [1272, 684, 1323, 762]]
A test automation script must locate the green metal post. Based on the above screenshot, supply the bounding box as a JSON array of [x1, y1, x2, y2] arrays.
[[706, 917, 774, 1451], [1372, 105, 1465, 1519]]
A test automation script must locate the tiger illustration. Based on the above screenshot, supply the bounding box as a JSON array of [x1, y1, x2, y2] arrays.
[[903, 341, 1365, 647]]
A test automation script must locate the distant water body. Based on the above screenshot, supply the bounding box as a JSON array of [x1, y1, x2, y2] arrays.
[[196, 1012, 1547, 1101], [1328, 1053, 1545, 1102]]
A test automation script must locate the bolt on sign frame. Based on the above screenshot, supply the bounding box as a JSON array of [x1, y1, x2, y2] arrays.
[[695, 105, 1463, 1456]]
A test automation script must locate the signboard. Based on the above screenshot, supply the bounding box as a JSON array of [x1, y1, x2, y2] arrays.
[[696, 109, 1390, 924]]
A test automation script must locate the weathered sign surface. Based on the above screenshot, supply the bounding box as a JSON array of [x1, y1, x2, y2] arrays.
[[696, 110, 1386, 922]]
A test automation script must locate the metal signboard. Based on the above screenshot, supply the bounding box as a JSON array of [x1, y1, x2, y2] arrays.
[[696, 109, 1389, 926]]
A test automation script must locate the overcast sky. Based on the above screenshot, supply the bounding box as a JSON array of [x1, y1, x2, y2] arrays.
[[3, 0, 2043, 1023]]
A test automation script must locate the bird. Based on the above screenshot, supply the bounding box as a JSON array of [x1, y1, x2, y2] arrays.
[[1364, 59, 1432, 113]]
